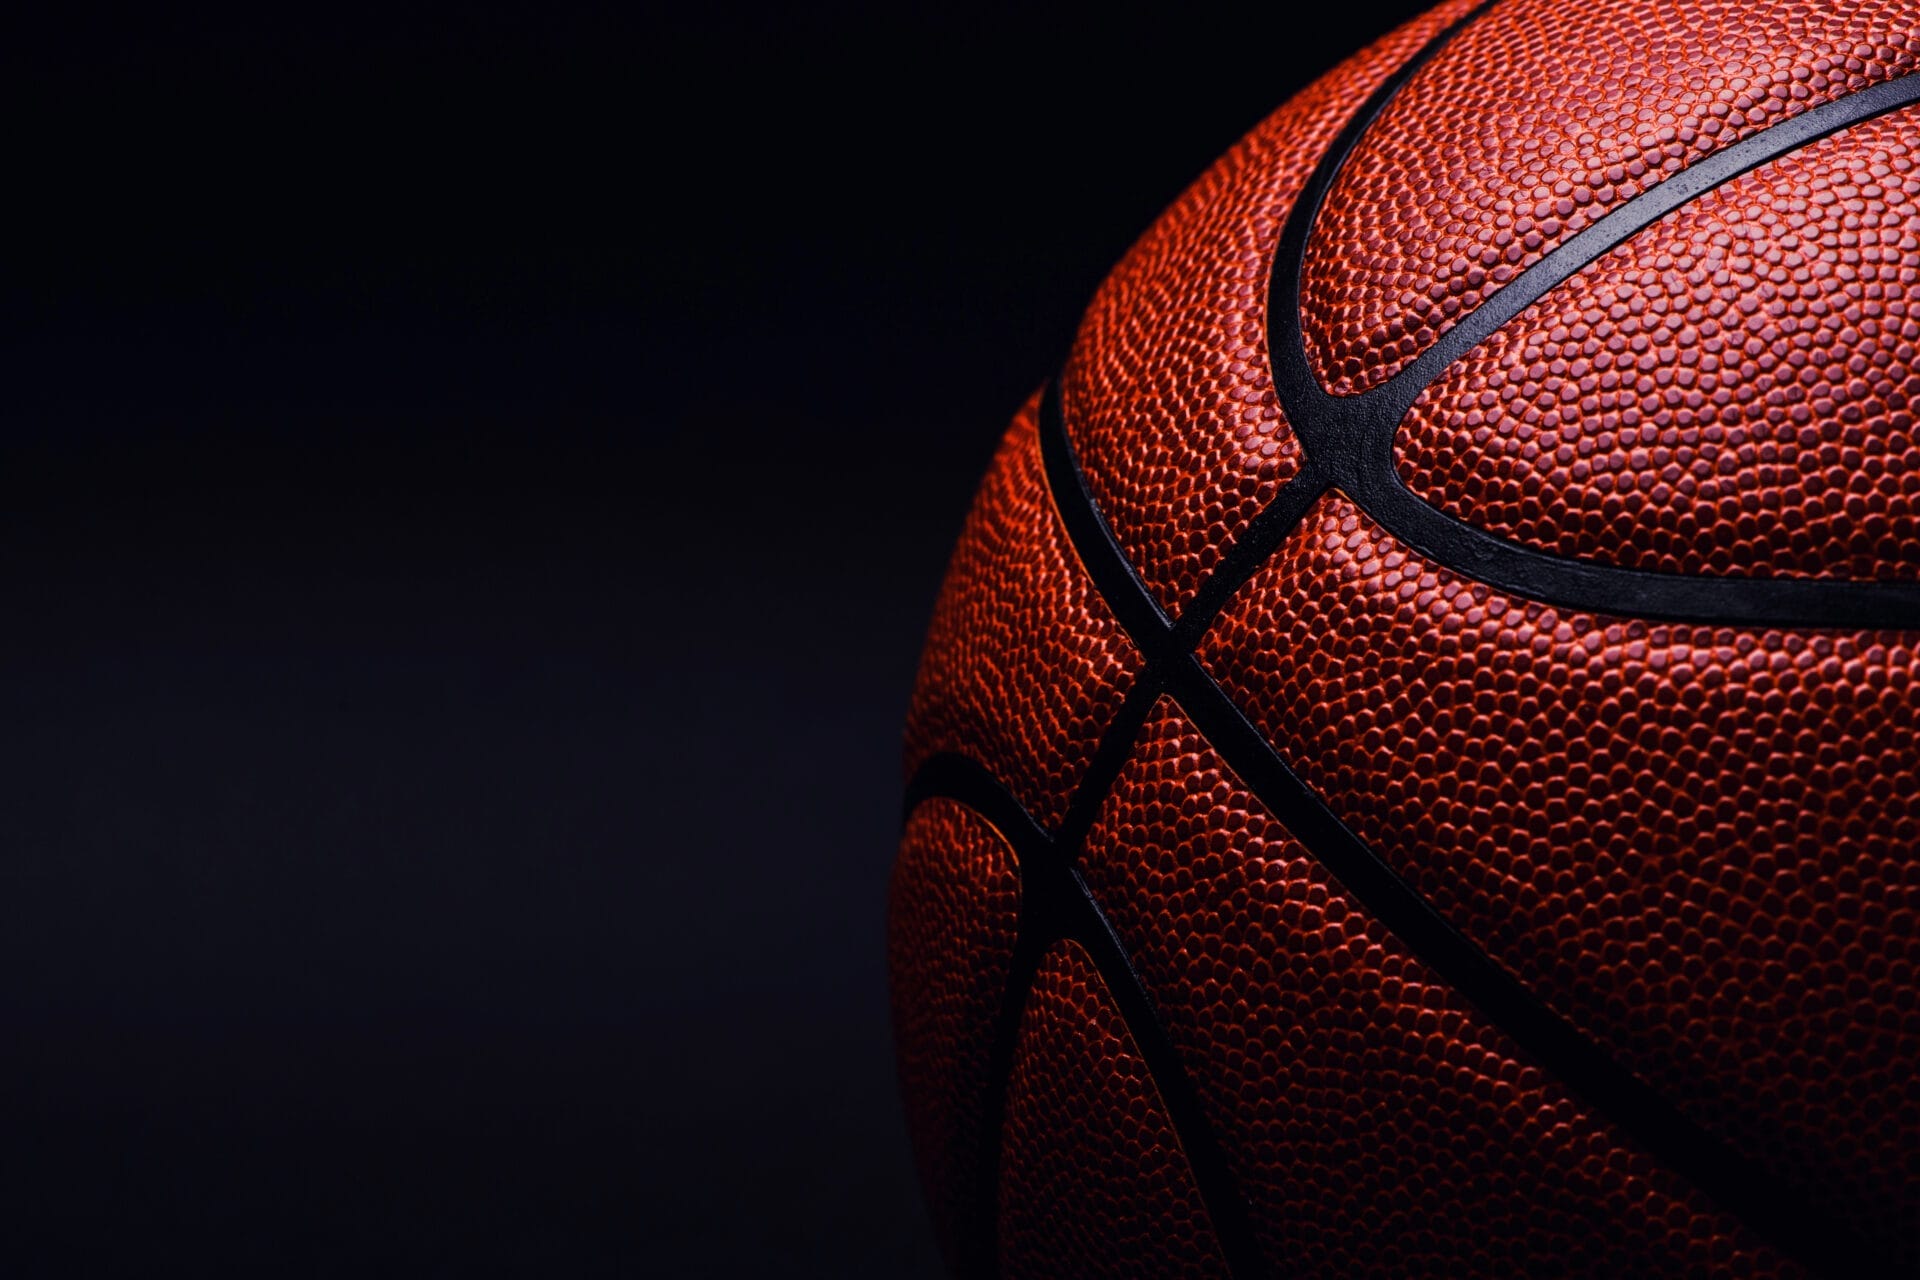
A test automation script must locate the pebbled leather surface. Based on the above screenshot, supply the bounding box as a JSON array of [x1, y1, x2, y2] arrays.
[[996, 940, 1231, 1280], [1301, 0, 1920, 396], [1060, 0, 1479, 618], [887, 800, 1021, 1272], [891, 4, 1920, 1275], [904, 390, 1144, 829], [1197, 494, 1920, 1265], [1396, 108, 1920, 579], [1077, 697, 1792, 1278]]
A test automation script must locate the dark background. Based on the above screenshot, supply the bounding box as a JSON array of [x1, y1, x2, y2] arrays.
[[1, 4, 1427, 1274]]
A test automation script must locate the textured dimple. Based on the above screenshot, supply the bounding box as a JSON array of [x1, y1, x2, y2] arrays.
[[1198, 494, 1920, 1266], [1302, 0, 1920, 395], [996, 940, 1232, 1280], [904, 389, 1144, 828], [1397, 109, 1920, 579], [886, 800, 1020, 1271], [1078, 698, 1792, 1278], [894, 2, 1920, 1272], [1061, 0, 1479, 618]]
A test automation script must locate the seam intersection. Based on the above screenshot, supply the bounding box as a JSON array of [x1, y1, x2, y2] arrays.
[[900, 4, 1920, 1275]]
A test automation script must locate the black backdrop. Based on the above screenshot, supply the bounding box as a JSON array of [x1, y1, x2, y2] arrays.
[[4, 3, 1429, 1274]]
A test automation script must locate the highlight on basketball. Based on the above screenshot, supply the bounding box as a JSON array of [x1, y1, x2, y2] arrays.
[[891, 2, 1920, 1275]]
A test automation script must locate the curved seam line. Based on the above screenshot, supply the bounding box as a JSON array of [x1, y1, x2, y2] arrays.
[[1267, 64, 1920, 628], [1050, 374, 1879, 1274], [905, 745, 1271, 1280], [1039, 20, 1920, 1273], [904, 9, 1913, 1280]]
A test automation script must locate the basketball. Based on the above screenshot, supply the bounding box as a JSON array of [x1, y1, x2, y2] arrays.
[[889, 2, 1920, 1275]]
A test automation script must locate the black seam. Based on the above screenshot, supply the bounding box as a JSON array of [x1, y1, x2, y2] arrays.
[[1162, 654, 1876, 1274], [905, 742, 1269, 1280], [902, 9, 1496, 1279], [908, 5, 1912, 1277], [904, 14, 1507, 1273], [1263, 64, 1920, 630], [1032, 9, 1917, 1272], [1045, 377, 1882, 1274]]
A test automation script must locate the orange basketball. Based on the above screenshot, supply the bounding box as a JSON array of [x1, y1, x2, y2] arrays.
[[889, 3, 1920, 1276]]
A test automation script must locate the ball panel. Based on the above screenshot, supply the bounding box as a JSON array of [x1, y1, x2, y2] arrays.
[[1395, 108, 1920, 580], [1059, 0, 1478, 617], [887, 799, 1022, 1269], [1076, 697, 1792, 1279], [905, 389, 1145, 828], [996, 939, 1230, 1280], [1300, 0, 1920, 397], [1196, 493, 1920, 1264], [898, 4, 1920, 1269]]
